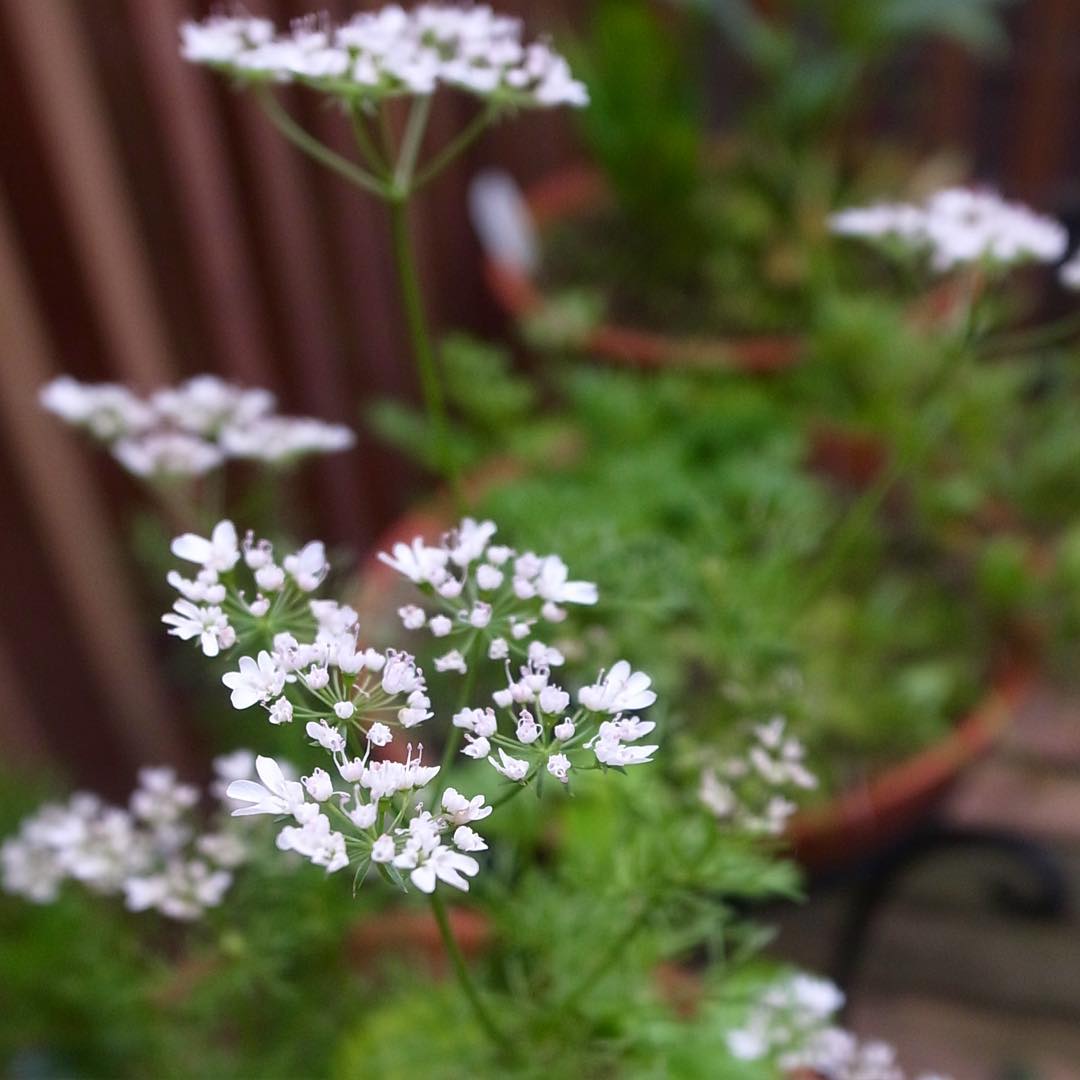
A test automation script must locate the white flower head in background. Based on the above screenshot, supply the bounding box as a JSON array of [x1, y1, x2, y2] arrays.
[[830, 186, 1068, 273], [699, 716, 817, 836], [727, 972, 949, 1080], [180, 5, 588, 109], [1059, 249, 1080, 290], [40, 373, 356, 479], [1, 753, 260, 921]]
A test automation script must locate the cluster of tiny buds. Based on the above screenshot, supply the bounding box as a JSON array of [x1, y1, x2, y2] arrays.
[[40, 373, 354, 479], [698, 717, 817, 836], [383, 517, 596, 675], [830, 186, 1068, 273], [1, 752, 258, 921], [180, 5, 588, 108]]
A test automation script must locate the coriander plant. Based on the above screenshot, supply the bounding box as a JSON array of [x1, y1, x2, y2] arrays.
[[181, 6, 587, 503]]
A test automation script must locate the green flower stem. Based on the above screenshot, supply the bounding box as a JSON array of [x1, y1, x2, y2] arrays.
[[411, 103, 498, 193], [394, 95, 433, 194], [255, 87, 390, 198], [348, 102, 391, 178], [387, 192, 464, 508], [429, 891, 511, 1053]]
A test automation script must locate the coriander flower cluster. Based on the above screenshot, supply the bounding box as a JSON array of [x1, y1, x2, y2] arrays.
[[40, 373, 355, 478], [1, 752, 256, 921], [830, 187, 1068, 272], [698, 717, 817, 835], [180, 6, 587, 108], [383, 516, 597, 673], [727, 974, 948, 1080], [162, 516, 660, 894]]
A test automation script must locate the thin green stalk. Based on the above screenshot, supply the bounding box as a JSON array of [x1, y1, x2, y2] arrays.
[[387, 194, 464, 508], [411, 104, 498, 193], [394, 95, 433, 193], [255, 87, 389, 198], [348, 102, 391, 178], [429, 891, 511, 1053]]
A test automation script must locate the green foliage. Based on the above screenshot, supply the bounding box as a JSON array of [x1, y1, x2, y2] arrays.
[[570, 0, 710, 290], [369, 333, 549, 475], [335, 772, 796, 1079], [691, 0, 1010, 142]]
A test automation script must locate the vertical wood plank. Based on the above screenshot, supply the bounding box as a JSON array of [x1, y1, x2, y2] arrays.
[[1, 0, 175, 389], [123, 0, 280, 387], [1006, 0, 1080, 200], [231, 87, 370, 545], [0, 190, 188, 767]]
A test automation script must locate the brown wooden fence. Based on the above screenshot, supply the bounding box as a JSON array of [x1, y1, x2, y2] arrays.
[[1, 0, 1078, 789]]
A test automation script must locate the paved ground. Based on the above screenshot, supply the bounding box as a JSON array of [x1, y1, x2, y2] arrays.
[[771, 683, 1080, 1080]]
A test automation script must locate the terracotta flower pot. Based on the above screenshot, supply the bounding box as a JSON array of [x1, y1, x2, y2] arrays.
[[484, 164, 971, 374], [787, 661, 1033, 875], [348, 906, 492, 976]]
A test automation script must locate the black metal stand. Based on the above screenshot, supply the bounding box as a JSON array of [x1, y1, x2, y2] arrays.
[[823, 822, 1070, 1018]]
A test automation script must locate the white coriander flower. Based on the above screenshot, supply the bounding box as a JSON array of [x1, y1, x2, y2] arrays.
[[399, 604, 427, 630], [407, 844, 480, 894], [161, 599, 233, 657], [462, 735, 490, 759], [452, 825, 487, 852], [538, 685, 569, 715], [378, 537, 449, 585], [305, 720, 347, 753], [367, 722, 393, 746], [226, 756, 307, 818], [303, 768, 335, 802], [276, 814, 348, 873], [489, 748, 529, 782], [434, 649, 467, 674], [284, 541, 328, 591], [546, 753, 571, 784], [268, 698, 294, 726], [371, 834, 395, 863], [171, 520, 241, 573], [440, 789, 492, 825], [222, 651, 286, 709], [579, 661, 657, 713]]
